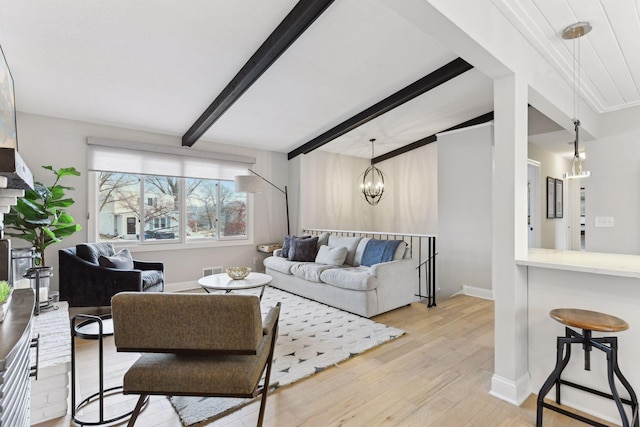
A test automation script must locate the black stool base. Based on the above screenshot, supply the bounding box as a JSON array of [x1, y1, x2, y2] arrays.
[[536, 327, 639, 427]]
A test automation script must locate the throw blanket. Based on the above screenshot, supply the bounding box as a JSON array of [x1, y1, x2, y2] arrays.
[[360, 239, 402, 267]]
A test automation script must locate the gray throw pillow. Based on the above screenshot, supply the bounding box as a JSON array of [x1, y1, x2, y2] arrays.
[[281, 234, 311, 258], [76, 242, 116, 264], [288, 236, 319, 262], [98, 248, 134, 269]]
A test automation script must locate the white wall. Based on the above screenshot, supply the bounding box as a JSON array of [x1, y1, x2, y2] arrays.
[[14, 112, 289, 291], [437, 123, 493, 299], [372, 142, 437, 233], [299, 150, 373, 231], [299, 145, 437, 235], [527, 143, 572, 250], [583, 126, 640, 255]]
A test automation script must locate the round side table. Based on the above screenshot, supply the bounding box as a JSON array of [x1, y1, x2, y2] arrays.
[[71, 314, 148, 426], [198, 272, 273, 300]]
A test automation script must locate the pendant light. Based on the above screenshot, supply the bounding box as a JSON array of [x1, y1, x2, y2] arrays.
[[359, 138, 386, 205], [562, 22, 591, 180]]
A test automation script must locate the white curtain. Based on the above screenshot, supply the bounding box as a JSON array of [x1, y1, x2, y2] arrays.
[[87, 137, 255, 180]]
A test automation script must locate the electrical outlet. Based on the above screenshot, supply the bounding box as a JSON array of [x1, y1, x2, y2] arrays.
[[253, 257, 259, 265]]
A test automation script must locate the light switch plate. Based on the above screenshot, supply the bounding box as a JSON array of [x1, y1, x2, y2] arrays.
[[595, 216, 615, 228]]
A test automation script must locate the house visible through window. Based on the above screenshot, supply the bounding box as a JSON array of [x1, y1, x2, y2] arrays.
[[97, 172, 247, 243], [87, 137, 255, 246]]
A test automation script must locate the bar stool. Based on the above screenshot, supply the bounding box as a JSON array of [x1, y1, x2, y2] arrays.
[[537, 308, 639, 427]]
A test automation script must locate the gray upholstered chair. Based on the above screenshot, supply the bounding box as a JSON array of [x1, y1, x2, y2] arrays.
[[111, 292, 280, 427]]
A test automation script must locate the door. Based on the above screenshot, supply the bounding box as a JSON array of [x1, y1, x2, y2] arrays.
[[528, 160, 541, 248]]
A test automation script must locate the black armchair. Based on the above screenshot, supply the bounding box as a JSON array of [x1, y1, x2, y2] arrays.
[[59, 243, 164, 307]]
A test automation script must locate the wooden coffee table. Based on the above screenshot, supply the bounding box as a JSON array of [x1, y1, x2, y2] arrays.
[[197, 272, 273, 300]]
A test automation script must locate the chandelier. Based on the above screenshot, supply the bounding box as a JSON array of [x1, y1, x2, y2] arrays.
[[562, 22, 591, 180], [359, 138, 386, 205]]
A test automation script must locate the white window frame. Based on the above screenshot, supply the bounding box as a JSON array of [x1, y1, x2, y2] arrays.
[[87, 173, 255, 253]]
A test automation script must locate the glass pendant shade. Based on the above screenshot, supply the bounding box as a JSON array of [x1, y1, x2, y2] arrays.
[[360, 138, 386, 206], [563, 120, 591, 180], [562, 22, 591, 180]]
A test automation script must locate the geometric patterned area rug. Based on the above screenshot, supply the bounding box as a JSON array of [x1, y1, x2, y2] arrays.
[[168, 286, 406, 426]]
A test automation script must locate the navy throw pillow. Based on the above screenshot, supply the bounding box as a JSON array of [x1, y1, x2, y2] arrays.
[[288, 236, 319, 262], [76, 242, 115, 264], [281, 234, 312, 258]]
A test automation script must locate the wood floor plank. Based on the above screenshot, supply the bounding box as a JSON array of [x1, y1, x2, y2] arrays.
[[35, 294, 618, 427]]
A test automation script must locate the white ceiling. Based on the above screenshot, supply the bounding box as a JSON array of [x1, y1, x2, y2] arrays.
[[0, 0, 637, 160], [493, 0, 640, 114]]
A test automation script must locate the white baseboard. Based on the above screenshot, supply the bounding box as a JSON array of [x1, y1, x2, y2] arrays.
[[165, 281, 200, 293], [489, 373, 531, 406], [463, 285, 494, 300]]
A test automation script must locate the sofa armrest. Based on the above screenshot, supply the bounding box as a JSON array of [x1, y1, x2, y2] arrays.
[[133, 260, 164, 272], [369, 258, 413, 277], [370, 258, 418, 312]]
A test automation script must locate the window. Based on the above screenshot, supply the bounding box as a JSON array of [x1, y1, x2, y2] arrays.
[[96, 172, 247, 244], [87, 137, 255, 247]]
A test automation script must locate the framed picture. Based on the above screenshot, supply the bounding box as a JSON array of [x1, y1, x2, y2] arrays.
[[555, 178, 563, 218], [546, 177, 555, 219]]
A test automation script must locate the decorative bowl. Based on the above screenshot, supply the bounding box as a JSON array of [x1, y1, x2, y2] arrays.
[[226, 266, 251, 280]]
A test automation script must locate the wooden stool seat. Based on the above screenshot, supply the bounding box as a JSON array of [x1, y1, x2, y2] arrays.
[[550, 308, 629, 333]]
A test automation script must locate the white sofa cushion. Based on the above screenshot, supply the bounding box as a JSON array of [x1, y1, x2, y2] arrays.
[[317, 232, 330, 248], [263, 256, 299, 275], [319, 266, 377, 291], [291, 262, 337, 282], [393, 241, 408, 260], [315, 245, 348, 266], [353, 238, 371, 267], [328, 236, 362, 266]]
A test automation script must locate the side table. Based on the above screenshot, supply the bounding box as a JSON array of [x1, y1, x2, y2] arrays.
[[71, 314, 148, 426]]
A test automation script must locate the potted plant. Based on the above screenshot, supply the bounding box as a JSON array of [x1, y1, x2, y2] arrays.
[[4, 166, 82, 267], [0, 280, 11, 322]]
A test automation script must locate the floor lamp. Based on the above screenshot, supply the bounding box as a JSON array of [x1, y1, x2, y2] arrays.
[[234, 170, 290, 235]]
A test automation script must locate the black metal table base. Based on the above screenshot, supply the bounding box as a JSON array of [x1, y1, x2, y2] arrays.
[[536, 326, 639, 427], [71, 314, 148, 426], [73, 386, 149, 426]]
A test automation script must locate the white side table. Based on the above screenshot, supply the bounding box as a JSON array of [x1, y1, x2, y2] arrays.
[[198, 272, 273, 300]]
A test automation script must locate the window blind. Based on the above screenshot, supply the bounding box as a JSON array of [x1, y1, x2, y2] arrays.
[[87, 137, 255, 180]]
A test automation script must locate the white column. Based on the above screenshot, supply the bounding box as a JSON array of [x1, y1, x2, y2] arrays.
[[490, 73, 531, 405]]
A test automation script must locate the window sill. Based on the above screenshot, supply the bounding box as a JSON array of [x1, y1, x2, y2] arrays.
[[111, 238, 255, 254]]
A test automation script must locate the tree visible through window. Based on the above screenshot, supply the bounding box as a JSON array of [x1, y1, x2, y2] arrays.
[[97, 173, 247, 243]]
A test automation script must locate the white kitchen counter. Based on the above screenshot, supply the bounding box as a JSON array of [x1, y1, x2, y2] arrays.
[[519, 248, 640, 424], [516, 248, 640, 278]]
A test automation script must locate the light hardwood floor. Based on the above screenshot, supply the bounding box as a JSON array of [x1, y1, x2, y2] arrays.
[[36, 292, 617, 427]]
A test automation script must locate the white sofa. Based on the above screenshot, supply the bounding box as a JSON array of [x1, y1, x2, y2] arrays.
[[263, 235, 418, 318]]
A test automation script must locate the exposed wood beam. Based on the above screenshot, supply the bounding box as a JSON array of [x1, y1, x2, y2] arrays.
[[182, 0, 335, 147], [371, 111, 494, 164], [287, 57, 473, 159]]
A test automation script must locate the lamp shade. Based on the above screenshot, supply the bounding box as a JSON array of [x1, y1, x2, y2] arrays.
[[235, 175, 263, 193]]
